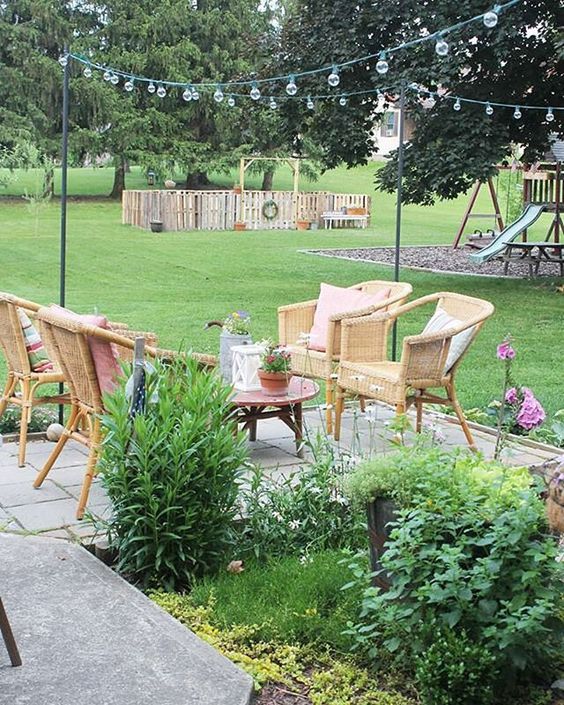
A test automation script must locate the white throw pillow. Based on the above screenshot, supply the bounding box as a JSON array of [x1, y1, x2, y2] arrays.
[[423, 306, 476, 374]]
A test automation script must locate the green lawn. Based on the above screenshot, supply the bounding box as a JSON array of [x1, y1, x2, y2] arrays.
[[0, 176, 562, 417]]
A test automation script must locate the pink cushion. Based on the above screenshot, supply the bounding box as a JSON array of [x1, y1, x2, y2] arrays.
[[50, 305, 121, 395], [308, 283, 392, 352]]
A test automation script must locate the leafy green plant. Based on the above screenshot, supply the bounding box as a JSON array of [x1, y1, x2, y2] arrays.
[[0, 406, 57, 434], [530, 409, 564, 448], [260, 345, 292, 373], [223, 310, 251, 335], [97, 356, 249, 590], [344, 444, 563, 700], [237, 436, 363, 562]]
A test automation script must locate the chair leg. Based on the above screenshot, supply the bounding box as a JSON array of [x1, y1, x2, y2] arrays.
[[17, 378, 31, 468], [76, 417, 101, 520], [0, 597, 22, 667], [334, 387, 345, 442], [33, 406, 79, 488], [0, 375, 17, 417], [359, 396, 366, 412], [446, 382, 476, 450], [325, 380, 333, 435], [415, 397, 423, 433]]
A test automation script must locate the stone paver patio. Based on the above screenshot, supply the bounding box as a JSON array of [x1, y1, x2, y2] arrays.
[[0, 402, 558, 540]]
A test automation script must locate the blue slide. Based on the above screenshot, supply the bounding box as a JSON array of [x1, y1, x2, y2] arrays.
[[469, 203, 546, 264]]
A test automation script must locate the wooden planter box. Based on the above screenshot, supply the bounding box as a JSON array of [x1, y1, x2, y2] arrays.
[[367, 497, 397, 590]]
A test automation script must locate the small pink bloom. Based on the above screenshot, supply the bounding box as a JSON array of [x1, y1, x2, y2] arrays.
[[497, 341, 515, 360], [505, 387, 519, 405], [516, 388, 546, 430]]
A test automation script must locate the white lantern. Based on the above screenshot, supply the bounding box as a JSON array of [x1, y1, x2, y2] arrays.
[[231, 344, 265, 391]]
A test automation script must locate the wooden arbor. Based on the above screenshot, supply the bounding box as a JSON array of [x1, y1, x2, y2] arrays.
[[238, 157, 300, 225]]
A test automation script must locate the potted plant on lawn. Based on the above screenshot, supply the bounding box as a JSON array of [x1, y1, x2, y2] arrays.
[[258, 345, 292, 396], [207, 311, 252, 383]]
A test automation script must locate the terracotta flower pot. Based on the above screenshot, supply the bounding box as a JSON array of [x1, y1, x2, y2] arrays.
[[234, 222, 246, 231], [296, 220, 310, 231], [233, 185, 242, 194], [257, 369, 292, 396]]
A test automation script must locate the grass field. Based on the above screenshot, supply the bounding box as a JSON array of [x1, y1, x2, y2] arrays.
[[0, 164, 562, 418]]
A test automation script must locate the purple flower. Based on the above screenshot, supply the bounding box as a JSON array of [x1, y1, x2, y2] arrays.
[[516, 387, 546, 430], [497, 340, 516, 360], [505, 387, 519, 405]]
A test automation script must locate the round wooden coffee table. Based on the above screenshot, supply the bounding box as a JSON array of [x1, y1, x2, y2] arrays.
[[231, 377, 319, 458]]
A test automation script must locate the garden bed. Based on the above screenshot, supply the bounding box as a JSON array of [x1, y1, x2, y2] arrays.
[[306, 245, 564, 278]]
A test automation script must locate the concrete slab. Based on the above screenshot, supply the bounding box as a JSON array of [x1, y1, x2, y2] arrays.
[[0, 534, 253, 705], [0, 479, 70, 508], [8, 497, 102, 532]]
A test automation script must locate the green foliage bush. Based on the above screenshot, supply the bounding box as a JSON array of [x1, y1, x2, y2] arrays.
[[98, 357, 248, 590], [0, 405, 57, 434], [345, 443, 563, 701], [237, 436, 363, 562]]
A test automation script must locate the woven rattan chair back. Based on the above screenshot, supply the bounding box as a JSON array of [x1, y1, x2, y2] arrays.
[[0, 295, 32, 376]]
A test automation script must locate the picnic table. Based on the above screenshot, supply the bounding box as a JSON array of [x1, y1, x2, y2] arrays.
[[321, 211, 368, 229], [503, 242, 564, 277]]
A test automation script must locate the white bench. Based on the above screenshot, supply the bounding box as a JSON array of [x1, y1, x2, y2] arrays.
[[321, 211, 368, 229]]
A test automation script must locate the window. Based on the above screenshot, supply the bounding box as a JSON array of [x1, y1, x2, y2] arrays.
[[380, 111, 397, 138]]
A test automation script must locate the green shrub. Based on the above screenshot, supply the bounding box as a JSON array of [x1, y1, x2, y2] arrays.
[[237, 436, 364, 562], [344, 444, 563, 700], [97, 356, 248, 590], [0, 405, 57, 434]]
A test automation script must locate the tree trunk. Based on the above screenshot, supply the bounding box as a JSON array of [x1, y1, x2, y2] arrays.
[[109, 155, 126, 199], [42, 165, 54, 199], [261, 169, 274, 191], [185, 171, 210, 189]]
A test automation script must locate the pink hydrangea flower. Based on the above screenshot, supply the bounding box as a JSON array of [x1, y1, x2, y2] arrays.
[[497, 340, 516, 360], [505, 387, 519, 404], [516, 387, 546, 430]]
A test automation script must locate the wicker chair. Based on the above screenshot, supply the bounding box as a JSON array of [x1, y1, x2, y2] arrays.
[[278, 280, 413, 433], [0, 293, 70, 466], [334, 292, 495, 448], [32, 307, 216, 519]]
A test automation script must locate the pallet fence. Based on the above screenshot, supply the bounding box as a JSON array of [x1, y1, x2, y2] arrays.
[[122, 189, 371, 231]]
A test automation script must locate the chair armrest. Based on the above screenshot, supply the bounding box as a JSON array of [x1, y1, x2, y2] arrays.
[[400, 330, 453, 382], [340, 312, 391, 363], [278, 300, 317, 345]]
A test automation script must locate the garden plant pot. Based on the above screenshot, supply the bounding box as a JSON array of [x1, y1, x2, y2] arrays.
[[220, 332, 252, 383], [150, 220, 163, 233], [234, 222, 246, 231], [257, 370, 292, 396], [367, 497, 397, 590], [233, 185, 242, 194], [296, 220, 310, 231]]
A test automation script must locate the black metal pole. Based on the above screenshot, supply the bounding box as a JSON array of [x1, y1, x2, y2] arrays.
[[59, 49, 70, 424], [391, 80, 406, 362]]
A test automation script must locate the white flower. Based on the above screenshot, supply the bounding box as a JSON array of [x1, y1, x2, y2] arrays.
[[364, 406, 378, 423], [297, 332, 311, 344], [299, 553, 312, 565], [310, 486, 322, 495], [289, 519, 301, 530], [333, 494, 349, 506], [272, 511, 283, 522]]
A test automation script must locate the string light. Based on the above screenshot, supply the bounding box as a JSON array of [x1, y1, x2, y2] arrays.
[[213, 85, 224, 103], [250, 82, 261, 100], [376, 52, 389, 75], [227, 95, 236, 107], [157, 84, 167, 98], [269, 97, 278, 109], [513, 106, 522, 119], [307, 96, 314, 109], [83, 67, 92, 78], [191, 88, 200, 100], [435, 35, 449, 56], [485, 102, 494, 115], [124, 79, 135, 92], [103, 70, 112, 82], [546, 107, 554, 122], [453, 98, 461, 111], [339, 96, 348, 106], [110, 73, 120, 85], [147, 82, 156, 94], [328, 65, 340, 87], [58, 55, 68, 68], [483, 5, 501, 28], [182, 87, 192, 101], [286, 75, 298, 95]]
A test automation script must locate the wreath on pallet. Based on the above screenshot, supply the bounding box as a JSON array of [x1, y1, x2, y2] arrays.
[[262, 199, 279, 221]]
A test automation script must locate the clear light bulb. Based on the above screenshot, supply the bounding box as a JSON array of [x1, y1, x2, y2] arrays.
[[546, 108, 555, 122], [58, 55, 68, 68], [485, 102, 494, 116], [124, 79, 135, 92], [182, 88, 192, 102], [110, 73, 119, 85], [483, 5, 500, 28], [269, 97, 277, 109], [328, 65, 340, 87], [286, 75, 298, 96], [513, 106, 522, 120], [191, 88, 200, 100], [250, 83, 261, 100], [213, 85, 224, 103], [103, 70, 112, 82], [376, 52, 389, 75], [148, 82, 156, 94], [83, 67, 92, 78], [435, 37, 449, 56], [453, 98, 461, 111], [339, 96, 348, 106], [306, 96, 314, 110], [227, 95, 236, 107], [157, 84, 166, 98]]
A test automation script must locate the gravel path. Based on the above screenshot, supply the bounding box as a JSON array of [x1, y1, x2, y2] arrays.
[[307, 246, 564, 278]]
